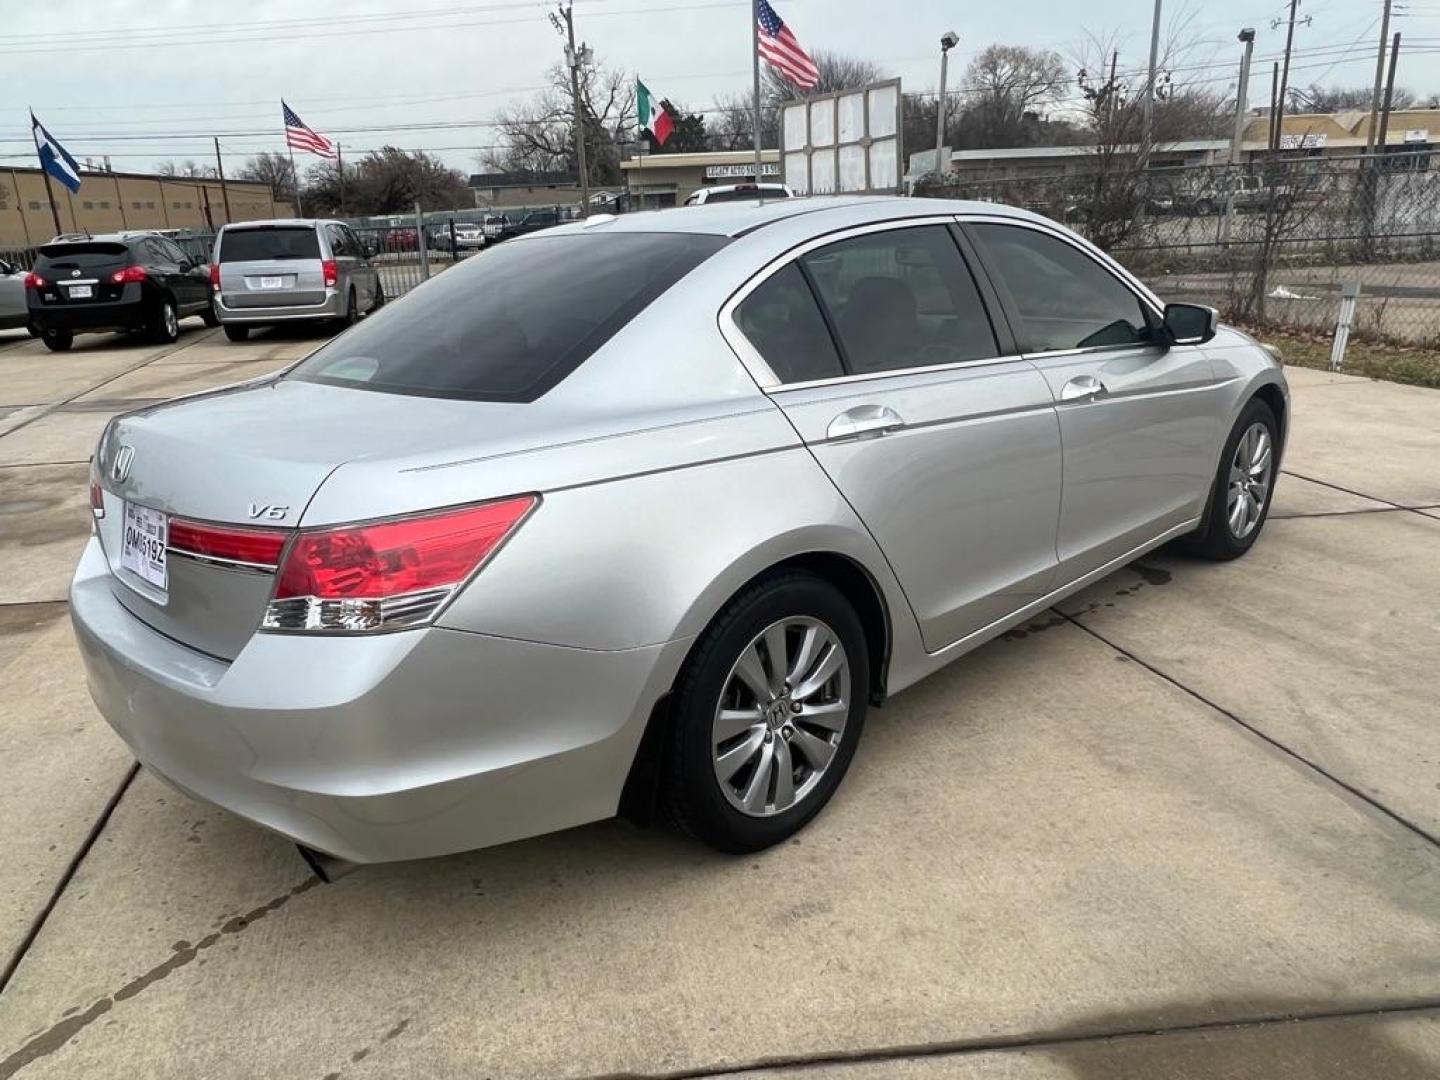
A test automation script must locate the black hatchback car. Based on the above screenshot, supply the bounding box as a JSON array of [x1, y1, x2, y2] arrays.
[[26, 232, 216, 352]]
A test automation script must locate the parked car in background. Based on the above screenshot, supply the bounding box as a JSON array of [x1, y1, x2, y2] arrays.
[[74, 197, 1288, 874], [211, 219, 383, 343], [481, 214, 509, 241], [451, 222, 486, 250], [25, 232, 215, 352], [496, 210, 561, 241], [0, 259, 29, 331], [684, 183, 794, 206]]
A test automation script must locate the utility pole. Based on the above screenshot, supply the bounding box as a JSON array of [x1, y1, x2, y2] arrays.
[[554, 3, 591, 217], [1268, 62, 1281, 152], [935, 31, 959, 172], [213, 137, 231, 225], [1377, 31, 1402, 156], [1139, 0, 1163, 171], [1271, 0, 1309, 154], [1365, 0, 1395, 156]]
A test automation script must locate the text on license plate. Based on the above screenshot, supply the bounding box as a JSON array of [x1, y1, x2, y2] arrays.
[[259, 276, 284, 289], [67, 285, 93, 299], [120, 502, 168, 591]]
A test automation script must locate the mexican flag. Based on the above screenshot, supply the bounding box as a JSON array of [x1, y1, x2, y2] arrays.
[[637, 78, 674, 146]]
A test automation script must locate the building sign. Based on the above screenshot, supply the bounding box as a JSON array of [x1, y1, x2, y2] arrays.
[[1279, 132, 1327, 150], [1404, 129, 1429, 144], [705, 163, 781, 179]]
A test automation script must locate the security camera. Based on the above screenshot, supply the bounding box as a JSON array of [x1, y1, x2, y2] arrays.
[[940, 31, 959, 51], [1238, 27, 1256, 42]]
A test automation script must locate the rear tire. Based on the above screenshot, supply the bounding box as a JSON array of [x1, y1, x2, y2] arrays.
[[41, 328, 73, 352], [661, 570, 869, 854], [369, 278, 386, 313], [200, 301, 220, 328], [223, 324, 250, 343], [1183, 398, 1279, 561], [152, 297, 179, 344], [334, 288, 357, 331]]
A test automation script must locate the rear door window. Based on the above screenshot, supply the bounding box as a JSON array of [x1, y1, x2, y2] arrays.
[[969, 224, 1153, 352], [218, 227, 321, 263], [288, 232, 727, 402], [801, 225, 999, 376], [734, 264, 844, 384]]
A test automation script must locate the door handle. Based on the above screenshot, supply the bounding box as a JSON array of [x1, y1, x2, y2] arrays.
[[827, 404, 905, 441], [1060, 374, 1108, 402]]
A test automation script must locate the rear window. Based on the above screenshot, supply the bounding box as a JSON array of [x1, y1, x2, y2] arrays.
[[288, 232, 727, 403], [218, 227, 321, 262], [35, 242, 130, 270]]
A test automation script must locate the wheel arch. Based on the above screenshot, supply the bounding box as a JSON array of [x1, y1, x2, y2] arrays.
[[1252, 380, 1287, 450]]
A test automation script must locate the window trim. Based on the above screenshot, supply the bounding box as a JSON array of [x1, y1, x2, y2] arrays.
[[959, 215, 1165, 361], [719, 215, 1020, 392]]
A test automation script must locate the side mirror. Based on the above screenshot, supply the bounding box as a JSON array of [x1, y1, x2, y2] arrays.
[[1162, 302, 1218, 346]]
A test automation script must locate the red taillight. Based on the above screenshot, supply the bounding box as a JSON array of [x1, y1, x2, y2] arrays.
[[275, 497, 536, 600], [24, 272, 46, 289], [209, 263, 220, 291], [110, 266, 147, 284], [89, 480, 105, 519], [321, 259, 338, 288], [169, 519, 290, 568]]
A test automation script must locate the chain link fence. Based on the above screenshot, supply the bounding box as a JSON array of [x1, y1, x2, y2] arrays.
[[920, 154, 1440, 346]]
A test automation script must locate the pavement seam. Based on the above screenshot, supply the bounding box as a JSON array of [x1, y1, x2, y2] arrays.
[[0, 459, 89, 469], [571, 1001, 1440, 1079], [1058, 612, 1440, 851], [0, 329, 219, 445], [0, 762, 139, 999], [1281, 469, 1439, 518], [1271, 503, 1440, 520]]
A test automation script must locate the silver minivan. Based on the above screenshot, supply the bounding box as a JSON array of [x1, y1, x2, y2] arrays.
[[211, 219, 383, 342]]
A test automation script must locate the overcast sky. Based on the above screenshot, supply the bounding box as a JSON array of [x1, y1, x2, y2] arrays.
[[0, 0, 1427, 178]]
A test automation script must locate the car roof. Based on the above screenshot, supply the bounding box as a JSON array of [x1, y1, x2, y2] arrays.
[[539, 195, 1053, 239], [219, 218, 331, 231]]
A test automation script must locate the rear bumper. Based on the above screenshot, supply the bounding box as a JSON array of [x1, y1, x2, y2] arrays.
[[28, 294, 149, 333], [69, 537, 689, 864], [214, 289, 342, 325]]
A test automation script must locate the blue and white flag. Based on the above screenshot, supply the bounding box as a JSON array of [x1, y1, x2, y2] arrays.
[[31, 114, 82, 193]]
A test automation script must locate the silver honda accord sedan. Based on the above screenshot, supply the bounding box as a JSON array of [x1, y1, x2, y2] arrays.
[[72, 197, 1288, 870]]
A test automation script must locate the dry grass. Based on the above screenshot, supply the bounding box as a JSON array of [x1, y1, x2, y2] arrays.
[[1236, 324, 1440, 390]]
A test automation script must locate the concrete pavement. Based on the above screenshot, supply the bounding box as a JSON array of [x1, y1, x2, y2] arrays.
[[0, 331, 1436, 1079]]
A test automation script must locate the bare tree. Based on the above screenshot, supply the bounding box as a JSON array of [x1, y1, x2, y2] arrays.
[[962, 45, 1068, 148], [155, 159, 216, 179], [306, 147, 469, 215], [236, 152, 297, 203], [486, 60, 634, 187], [1298, 83, 1414, 113]]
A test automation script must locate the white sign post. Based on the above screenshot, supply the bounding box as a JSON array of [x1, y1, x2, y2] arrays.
[[779, 78, 904, 196]]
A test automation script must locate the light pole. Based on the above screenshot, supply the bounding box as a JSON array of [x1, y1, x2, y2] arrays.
[[935, 31, 959, 175], [1221, 28, 1257, 244]]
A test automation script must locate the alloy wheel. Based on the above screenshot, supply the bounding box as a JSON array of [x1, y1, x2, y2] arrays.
[[712, 616, 850, 817], [163, 302, 178, 340], [1226, 421, 1272, 539]]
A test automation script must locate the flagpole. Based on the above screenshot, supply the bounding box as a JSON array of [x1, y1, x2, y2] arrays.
[[336, 143, 345, 217], [751, 0, 763, 181], [30, 111, 63, 238]]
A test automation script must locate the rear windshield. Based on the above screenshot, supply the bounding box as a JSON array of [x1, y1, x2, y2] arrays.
[[704, 188, 790, 203], [218, 227, 321, 262], [35, 242, 130, 269], [288, 232, 727, 403]]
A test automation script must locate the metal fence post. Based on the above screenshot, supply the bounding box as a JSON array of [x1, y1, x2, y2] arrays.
[[449, 217, 458, 261], [415, 200, 430, 281], [1330, 282, 1361, 371]]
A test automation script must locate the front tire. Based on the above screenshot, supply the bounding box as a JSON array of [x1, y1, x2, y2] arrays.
[[41, 328, 73, 352], [1184, 398, 1279, 560], [662, 571, 869, 853], [152, 297, 179, 343]]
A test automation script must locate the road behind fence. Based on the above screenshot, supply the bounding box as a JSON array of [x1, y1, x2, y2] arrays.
[[919, 154, 1440, 346]]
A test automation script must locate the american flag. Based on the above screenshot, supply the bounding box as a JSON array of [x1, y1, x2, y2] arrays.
[[283, 102, 337, 159], [756, 0, 820, 90]]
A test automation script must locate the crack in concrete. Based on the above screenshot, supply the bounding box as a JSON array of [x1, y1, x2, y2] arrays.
[[1281, 470, 1440, 518], [0, 877, 319, 1079], [569, 1002, 1440, 1079]]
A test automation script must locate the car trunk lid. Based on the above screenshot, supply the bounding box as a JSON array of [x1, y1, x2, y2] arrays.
[[216, 225, 326, 308]]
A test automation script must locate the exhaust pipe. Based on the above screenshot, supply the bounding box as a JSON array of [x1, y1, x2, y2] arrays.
[[297, 844, 360, 884]]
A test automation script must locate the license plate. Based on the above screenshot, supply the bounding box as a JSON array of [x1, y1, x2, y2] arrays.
[[259, 276, 284, 289], [67, 285, 93, 299], [120, 502, 168, 591]]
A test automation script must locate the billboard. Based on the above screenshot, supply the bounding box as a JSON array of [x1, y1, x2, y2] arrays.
[[779, 78, 903, 197]]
